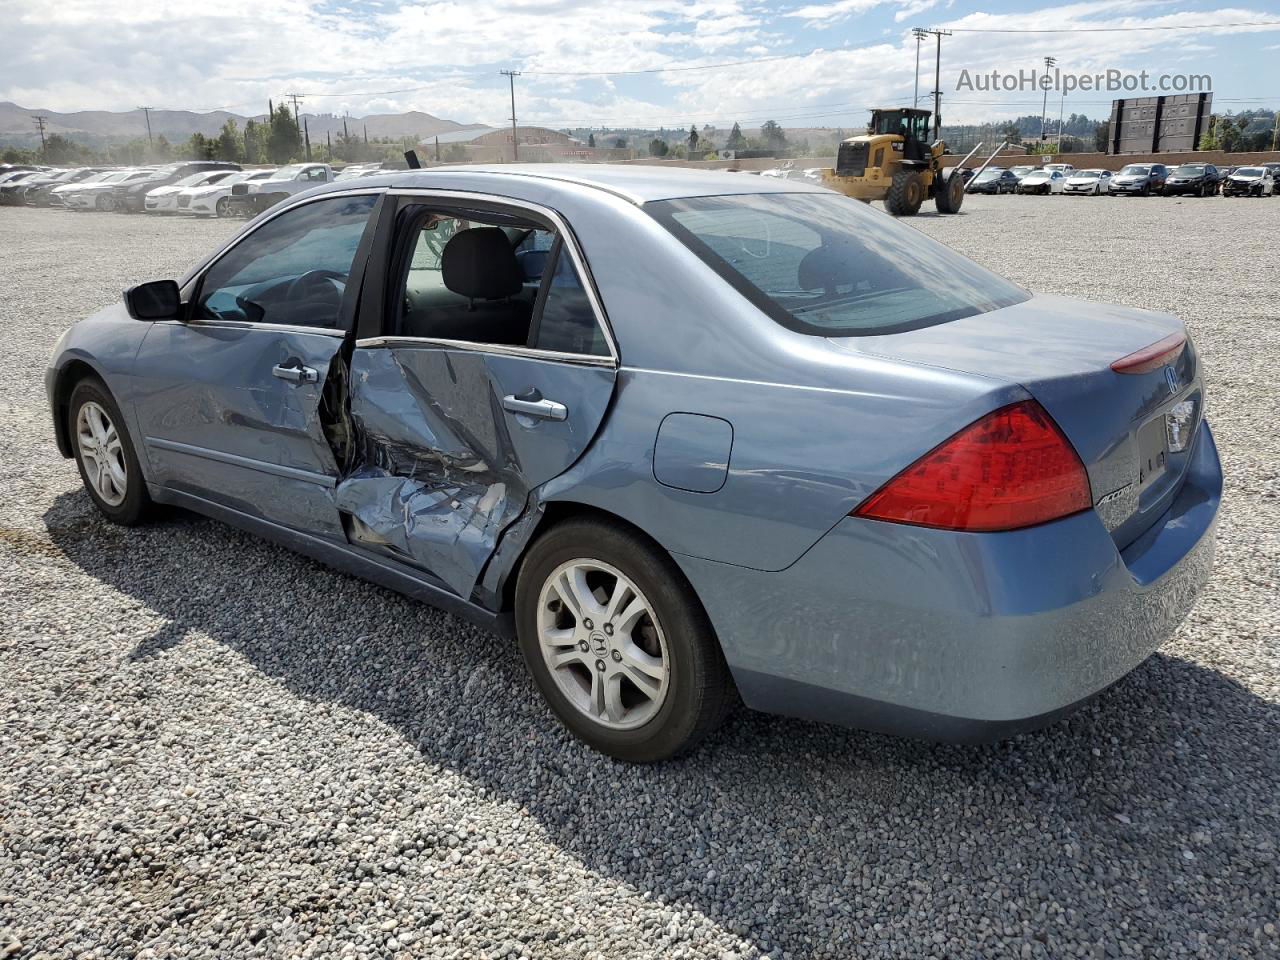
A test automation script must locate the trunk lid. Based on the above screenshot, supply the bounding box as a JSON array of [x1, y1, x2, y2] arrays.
[[829, 293, 1204, 548]]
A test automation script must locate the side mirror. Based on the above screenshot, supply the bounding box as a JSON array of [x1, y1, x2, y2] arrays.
[[124, 279, 181, 321]]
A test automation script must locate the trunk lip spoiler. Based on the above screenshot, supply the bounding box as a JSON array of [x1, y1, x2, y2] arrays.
[[1110, 331, 1187, 375]]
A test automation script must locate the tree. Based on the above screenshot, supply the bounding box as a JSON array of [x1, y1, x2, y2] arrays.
[[760, 120, 786, 152], [216, 119, 243, 163], [587, 132, 596, 148], [186, 132, 215, 160], [688, 125, 699, 151], [613, 136, 627, 149], [1093, 120, 1108, 152], [726, 122, 747, 150], [243, 119, 267, 164], [648, 138, 669, 157], [42, 134, 89, 164], [268, 103, 301, 164]]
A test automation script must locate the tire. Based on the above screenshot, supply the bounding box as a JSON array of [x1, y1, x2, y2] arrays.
[[934, 170, 965, 214], [95, 194, 113, 212], [215, 196, 231, 217], [68, 377, 152, 526], [515, 517, 730, 762], [884, 170, 924, 216]]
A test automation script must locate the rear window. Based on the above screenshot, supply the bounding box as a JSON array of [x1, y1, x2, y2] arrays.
[[647, 193, 1028, 336]]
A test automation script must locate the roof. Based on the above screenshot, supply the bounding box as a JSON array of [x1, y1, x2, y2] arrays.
[[374, 163, 830, 204]]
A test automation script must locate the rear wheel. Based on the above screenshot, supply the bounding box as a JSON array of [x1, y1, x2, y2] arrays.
[[68, 378, 152, 525], [885, 170, 924, 216], [515, 518, 730, 762], [95, 194, 114, 212], [934, 170, 965, 214]]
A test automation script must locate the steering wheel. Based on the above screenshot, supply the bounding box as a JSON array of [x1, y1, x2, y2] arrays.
[[284, 269, 347, 300]]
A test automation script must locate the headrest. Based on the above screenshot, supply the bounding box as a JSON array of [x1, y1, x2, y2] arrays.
[[441, 227, 523, 300], [797, 244, 851, 292]]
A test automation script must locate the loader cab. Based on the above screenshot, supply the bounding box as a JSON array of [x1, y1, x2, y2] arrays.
[[869, 108, 932, 162]]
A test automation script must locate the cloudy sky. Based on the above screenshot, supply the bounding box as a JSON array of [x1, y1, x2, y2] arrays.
[[1, 0, 1277, 127]]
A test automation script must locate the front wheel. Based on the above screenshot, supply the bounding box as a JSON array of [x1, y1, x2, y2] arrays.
[[934, 170, 965, 214], [68, 378, 152, 525], [885, 170, 924, 216], [515, 518, 730, 762], [215, 196, 231, 217]]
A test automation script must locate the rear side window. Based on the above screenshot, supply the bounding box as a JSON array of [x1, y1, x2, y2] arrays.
[[647, 193, 1028, 336]]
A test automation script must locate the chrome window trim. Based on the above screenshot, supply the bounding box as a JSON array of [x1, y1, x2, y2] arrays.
[[353, 335, 615, 368], [384, 187, 619, 365], [155, 318, 346, 338]]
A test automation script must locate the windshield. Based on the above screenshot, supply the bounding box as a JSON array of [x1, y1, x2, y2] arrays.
[[1011, 166, 1034, 175], [268, 164, 307, 180], [1120, 165, 1151, 176], [1074, 171, 1100, 178], [976, 169, 1003, 180], [1234, 167, 1263, 177], [173, 173, 210, 187], [1173, 165, 1205, 176], [648, 193, 1028, 337]]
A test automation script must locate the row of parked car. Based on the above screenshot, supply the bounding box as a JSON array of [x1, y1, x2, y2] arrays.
[[967, 160, 1280, 197], [0, 160, 391, 216]]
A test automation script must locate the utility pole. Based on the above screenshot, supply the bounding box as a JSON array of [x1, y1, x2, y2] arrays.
[[32, 115, 48, 154], [913, 28, 951, 140], [912, 28, 927, 109], [303, 117, 312, 161], [1040, 56, 1057, 143], [138, 106, 154, 148], [1057, 94, 1065, 152], [500, 69, 521, 162], [285, 93, 305, 157], [1272, 110, 1279, 150]]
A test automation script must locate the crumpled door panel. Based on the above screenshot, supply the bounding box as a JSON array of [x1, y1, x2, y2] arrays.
[[338, 346, 614, 598]]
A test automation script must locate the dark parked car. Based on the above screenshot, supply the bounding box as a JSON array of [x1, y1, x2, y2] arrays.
[[1162, 163, 1222, 197], [46, 165, 1220, 761], [1109, 163, 1169, 196], [111, 161, 241, 213], [3, 167, 102, 206], [968, 167, 1019, 194]]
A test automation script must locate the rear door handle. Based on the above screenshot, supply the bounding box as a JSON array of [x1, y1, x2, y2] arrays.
[[272, 363, 318, 384], [503, 395, 568, 421]]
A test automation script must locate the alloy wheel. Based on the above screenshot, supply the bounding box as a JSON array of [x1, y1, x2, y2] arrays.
[[536, 559, 670, 730], [76, 400, 127, 506]]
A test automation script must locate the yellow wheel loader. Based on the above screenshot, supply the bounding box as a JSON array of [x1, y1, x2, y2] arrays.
[[821, 107, 966, 216]]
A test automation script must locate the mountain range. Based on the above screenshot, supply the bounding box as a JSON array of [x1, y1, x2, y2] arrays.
[[0, 101, 489, 146]]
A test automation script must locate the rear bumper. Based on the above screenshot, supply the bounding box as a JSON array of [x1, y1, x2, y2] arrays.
[[677, 423, 1221, 742]]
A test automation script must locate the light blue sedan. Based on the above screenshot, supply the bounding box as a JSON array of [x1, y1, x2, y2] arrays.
[[46, 165, 1221, 761]]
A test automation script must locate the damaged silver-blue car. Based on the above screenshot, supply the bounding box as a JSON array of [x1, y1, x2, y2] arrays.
[[47, 165, 1221, 761]]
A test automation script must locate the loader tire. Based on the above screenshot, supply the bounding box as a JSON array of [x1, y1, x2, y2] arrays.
[[934, 170, 966, 214], [885, 171, 924, 216]]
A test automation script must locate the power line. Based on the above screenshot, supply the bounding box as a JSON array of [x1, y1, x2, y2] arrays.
[[944, 20, 1280, 33]]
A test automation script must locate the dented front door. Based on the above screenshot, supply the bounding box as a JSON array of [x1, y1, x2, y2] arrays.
[[338, 344, 616, 598]]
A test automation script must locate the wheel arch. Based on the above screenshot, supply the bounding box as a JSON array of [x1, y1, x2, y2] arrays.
[[51, 358, 106, 458], [494, 500, 713, 630]]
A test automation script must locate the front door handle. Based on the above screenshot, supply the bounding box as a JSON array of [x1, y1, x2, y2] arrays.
[[503, 395, 568, 421], [272, 363, 319, 384]]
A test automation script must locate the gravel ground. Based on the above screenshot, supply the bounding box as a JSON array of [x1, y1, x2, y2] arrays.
[[1, 196, 1276, 960]]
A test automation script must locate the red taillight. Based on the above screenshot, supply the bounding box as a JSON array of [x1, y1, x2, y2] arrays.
[[1110, 331, 1186, 374], [852, 400, 1092, 532]]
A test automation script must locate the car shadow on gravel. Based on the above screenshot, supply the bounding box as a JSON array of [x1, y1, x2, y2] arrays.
[[44, 493, 1280, 955]]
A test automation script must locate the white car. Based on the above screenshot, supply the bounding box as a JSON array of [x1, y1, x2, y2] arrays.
[[59, 170, 154, 211], [143, 170, 235, 213], [1016, 169, 1067, 195], [1042, 162, 1075, 176], [334, 163, 381, 181], [176, 169, 277, 217], [226, 163, 334, 216], [1063, 169, 1112, 196]]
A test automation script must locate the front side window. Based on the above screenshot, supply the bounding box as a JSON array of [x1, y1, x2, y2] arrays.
[[648, 192, 1028, 337], [195, 194, 377, 330]]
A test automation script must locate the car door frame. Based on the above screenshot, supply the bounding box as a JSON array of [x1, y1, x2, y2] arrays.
[[340, 187, 620, 602]]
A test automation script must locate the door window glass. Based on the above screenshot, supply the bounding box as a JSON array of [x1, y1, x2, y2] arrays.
[[196, 194, 376, 329]]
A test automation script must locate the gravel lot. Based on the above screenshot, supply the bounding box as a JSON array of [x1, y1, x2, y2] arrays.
[[1, 195, 1277, 960]]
